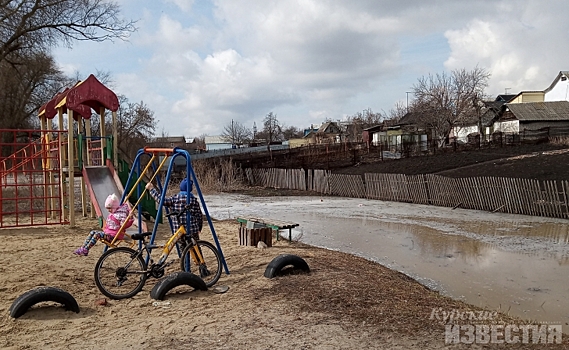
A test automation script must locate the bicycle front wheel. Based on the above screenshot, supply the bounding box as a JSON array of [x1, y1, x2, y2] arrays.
[[180, 240, 222, 288], [94, 247, 147, 300]]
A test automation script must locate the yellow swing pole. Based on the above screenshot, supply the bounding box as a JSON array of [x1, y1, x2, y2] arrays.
[[109, 154, 170, 245], [124, 154, 156, 202]]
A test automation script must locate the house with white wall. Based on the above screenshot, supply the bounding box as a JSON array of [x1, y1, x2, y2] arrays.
[[494, 101, 569, 133], [204, 136, 234, 151], [544, 71, 569, 102]]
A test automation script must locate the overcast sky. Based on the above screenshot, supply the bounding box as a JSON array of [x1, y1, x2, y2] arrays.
[[53, 0, 569, 138]]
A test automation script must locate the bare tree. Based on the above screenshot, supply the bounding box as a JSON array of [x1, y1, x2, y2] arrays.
[[88, 96, 155, 159], [411, 67, 490, 146], [194, 134, 206, 151], [259, 112, 283, 144], [344, 108, 384, 142], [0, 0, 136, 64], [114, 98, 156, 159], [221, 119, 252, 146], [0, 1, 136, 132], [0, 51, 69, 129], [158, 127, 169, 139], [386, 101, 407, 125], [282, 125, 303, 140]]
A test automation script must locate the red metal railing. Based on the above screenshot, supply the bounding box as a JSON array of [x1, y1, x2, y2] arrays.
[[0, 129, 68, 227]]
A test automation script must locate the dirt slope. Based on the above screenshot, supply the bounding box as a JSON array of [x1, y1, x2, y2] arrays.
[[334, 144, 569, 182]]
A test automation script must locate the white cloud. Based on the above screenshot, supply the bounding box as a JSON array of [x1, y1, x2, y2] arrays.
[[52, 0, 569, 137], [444, 1, 569, 95]]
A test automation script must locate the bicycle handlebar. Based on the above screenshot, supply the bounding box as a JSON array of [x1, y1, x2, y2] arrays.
[[165, 205, 192, 221]]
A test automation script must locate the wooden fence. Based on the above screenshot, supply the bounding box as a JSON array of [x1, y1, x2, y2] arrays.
[[245, 168, 306, 190], [245, 168, 569, 219]]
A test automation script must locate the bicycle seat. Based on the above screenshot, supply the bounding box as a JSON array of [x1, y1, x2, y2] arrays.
[[130, 232, 153, 241]]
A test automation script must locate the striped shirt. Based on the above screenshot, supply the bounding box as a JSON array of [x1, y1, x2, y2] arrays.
[[149, 188, 203, 237]]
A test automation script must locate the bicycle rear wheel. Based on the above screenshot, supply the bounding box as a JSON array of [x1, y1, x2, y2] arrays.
[[180, 240, 222, 288], [94, 247, 147, 300]]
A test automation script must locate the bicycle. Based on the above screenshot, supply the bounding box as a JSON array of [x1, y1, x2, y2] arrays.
[[94, 205, 222, 300]]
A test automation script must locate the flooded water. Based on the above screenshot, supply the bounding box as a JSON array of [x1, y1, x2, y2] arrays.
[[203, 194, 569, 325]]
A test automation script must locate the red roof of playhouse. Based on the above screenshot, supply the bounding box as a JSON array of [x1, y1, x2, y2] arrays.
[[40, 74, 119, 120], [54, 87, 92, 120], [38, 100, 56, 119], [39, 87, 92, 120], [65, 74, 119, 112]]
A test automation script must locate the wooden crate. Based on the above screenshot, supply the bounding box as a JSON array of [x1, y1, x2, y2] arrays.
[[239, 227, 273, 247]]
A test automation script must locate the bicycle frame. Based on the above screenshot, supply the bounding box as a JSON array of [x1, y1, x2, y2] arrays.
[[146, 226, 205, 268], [188, 240, 205, 263], [152, 227, 186, 265]]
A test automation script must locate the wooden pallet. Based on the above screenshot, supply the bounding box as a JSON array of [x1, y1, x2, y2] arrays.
[[236, 216, 299, 241], [238, 226, 273, 247]]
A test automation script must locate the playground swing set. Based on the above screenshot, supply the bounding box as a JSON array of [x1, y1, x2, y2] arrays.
[[93, 147, 229, 299], [103, 146, 228, 264]]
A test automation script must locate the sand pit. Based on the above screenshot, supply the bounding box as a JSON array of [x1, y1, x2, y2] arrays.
[[0, 216, 567, 349]]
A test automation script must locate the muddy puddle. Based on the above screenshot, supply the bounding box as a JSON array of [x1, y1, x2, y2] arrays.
[[203, 194, 569, 325]]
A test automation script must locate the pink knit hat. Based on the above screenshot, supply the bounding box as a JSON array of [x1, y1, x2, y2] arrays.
[[104, 193, 120, 210]]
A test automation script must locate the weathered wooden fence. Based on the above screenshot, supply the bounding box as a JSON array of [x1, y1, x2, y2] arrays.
[[245, 168, 569, 219], [245, 168, 306, 190]]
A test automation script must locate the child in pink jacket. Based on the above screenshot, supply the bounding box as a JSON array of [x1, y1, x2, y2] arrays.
[[74, 193, 133, 256]]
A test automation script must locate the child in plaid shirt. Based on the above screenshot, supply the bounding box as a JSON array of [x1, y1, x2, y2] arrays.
[[145, 178, 203, 239]]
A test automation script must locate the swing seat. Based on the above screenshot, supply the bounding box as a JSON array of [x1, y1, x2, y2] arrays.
[[99, 214, 137, 248], [99, 229, 135, 248]]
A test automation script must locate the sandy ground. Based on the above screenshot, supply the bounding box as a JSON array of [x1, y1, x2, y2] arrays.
[[1, 216, 568, 349]]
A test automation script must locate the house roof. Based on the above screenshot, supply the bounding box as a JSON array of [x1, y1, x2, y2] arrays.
[[303, 131, 315, 138], [362, 125, 383, 132], [481, 108, 500, 127], [204, 135, 231, 144], [316, 121, 340, 133], [504, 101, 569, 121], [495, 94, 517, 103], [477, 97, 512, 126], [397, 112, 422, 125], [151, 136, 186, 143], [544, 71, 569, 93], [508, 90, 545, 102]]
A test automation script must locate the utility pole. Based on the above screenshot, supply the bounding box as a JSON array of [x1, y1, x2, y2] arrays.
[[406, 91, 412, 111], [231, 119, 235, 146]]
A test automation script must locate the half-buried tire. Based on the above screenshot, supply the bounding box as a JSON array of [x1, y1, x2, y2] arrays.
[[9, 286, 80, 318], [264, 254, 310, 279], [150, 272, 207, 300]]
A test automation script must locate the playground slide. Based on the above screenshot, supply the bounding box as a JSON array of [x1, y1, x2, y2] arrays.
[[83, 162, 147, 232]]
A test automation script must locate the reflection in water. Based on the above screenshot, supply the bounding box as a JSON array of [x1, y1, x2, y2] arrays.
[[361, 219, 493, 262], [454, 220, 569, 264], [362, 214, 569, 264], [460, 221, 569, 241]]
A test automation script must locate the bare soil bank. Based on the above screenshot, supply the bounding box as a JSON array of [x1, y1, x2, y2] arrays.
[[334, 144, 569, 182]]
